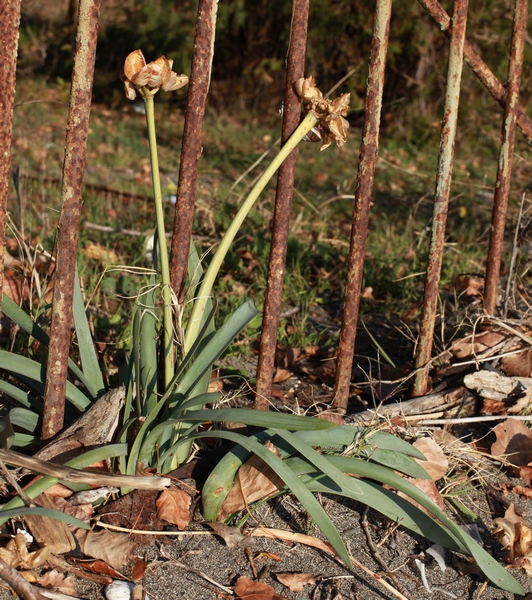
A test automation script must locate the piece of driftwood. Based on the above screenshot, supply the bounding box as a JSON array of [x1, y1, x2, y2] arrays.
[[23, 493, 76, 554], [351, 387, 467, 422], [464, 370, 532, 401], [0, 448, 170, 490], [35, 387, 126, 463]]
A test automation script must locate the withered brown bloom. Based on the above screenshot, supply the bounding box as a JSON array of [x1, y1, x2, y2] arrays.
[[121, 49, 189, 100], [294, 76, 350, 151]]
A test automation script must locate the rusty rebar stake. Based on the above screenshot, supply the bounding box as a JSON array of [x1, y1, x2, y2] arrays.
[[43, 0, 101, 439], [254, 0, 310, 410]]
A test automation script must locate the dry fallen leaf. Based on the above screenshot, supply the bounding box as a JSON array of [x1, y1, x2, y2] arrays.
[[275, 572, 315, 592], [502, 348, 532, 378], [450, 330, 508, 359], [395, 478, 444, 514], [493, 503, 532, 573], [38, 570, 77, 596], [83, 242, 120, 264], [413, 437, 448, 481], [206, 522, 257, 549], [272, 368, 292, 384], [0, 533, 51, 569], [491, 419, 532, 480], [219, 441, 284, 520], [76, 529, 135, 571], [250, 527, 337, 556], [156, 488, 191, 530], [234, 575, 286, 600]]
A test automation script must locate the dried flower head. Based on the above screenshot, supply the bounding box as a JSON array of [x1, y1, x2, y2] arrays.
[[121, 49, 189, 100], [294, 76, 350, 151]]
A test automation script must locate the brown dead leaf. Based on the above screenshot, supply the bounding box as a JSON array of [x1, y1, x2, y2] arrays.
[[493, 504, 532, 566], [450, 330, 508, 359], [452, 274, 484, 299], [219, 441, 284, 520], [272, 368, 292, 384], [275, 572, 315, 592], [502, 348, 532, 378], [38, 570, 76, 595], [234, 575, 286, 600], [0, 533, 51, 569], [316, 412, 346, 425], [76, 529, 135, 571], [481, 398, 507, 415], [396, 478, 444, 514], [75, 559, 123, 581], [43, 483, 73, 498], [513, 486, 532, 499], [156, 488, 191, 530], [413, 437, 448, 481], [491, 419, 532, 473], [206, 522, 257, 549]]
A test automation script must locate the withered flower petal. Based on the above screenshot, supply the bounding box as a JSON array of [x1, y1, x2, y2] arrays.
[[122, 49, 189, 100], [330, 93, 351, 116]]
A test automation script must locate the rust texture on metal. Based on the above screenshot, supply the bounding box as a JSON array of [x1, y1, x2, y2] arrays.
[[418, 0, 532, 144], [0, 0, 22, 313], [43, 0, 101, 440], [332, 0, 392, 413], [412, 0, 469, 397], [483, 0, 528, 315], [254, 0, 310, 410], [170, 0, 218, 305]]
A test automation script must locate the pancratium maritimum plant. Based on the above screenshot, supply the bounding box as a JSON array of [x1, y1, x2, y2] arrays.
[[121, 50, 188, 389]]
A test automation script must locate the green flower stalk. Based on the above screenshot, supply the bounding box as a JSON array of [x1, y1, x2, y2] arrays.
[[185, 76, 351, 351], [121, 50, 189, 387]]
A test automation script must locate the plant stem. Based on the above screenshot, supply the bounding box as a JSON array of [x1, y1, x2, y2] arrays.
[[184, 111, 318, 351], [144, 94, 174, 387]]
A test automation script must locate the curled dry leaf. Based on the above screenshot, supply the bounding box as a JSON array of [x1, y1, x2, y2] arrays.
[[493, 504, 532, 574], [275, 572, 315, 592], [206, 522, 257, 549], [156, 488, 191, 530], [491, 419, 532, 483], [219, 441, 284, 520], [38, 570, 77, 596], [234, 575, 286, 600], [76, 529, 135, 571], [413, 437, 448, 481], [0, 533, 51, 569], [450, 330, 509, 359]]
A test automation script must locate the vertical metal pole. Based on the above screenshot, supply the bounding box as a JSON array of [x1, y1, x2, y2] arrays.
[[254, 0, 310, 410], [43, 0, 101, 439], [332, 0, 392, 413], [483, 0, 528, 315], [412, 0, 468, 397], [170, 0, 218, 305], [418, 0, 532, 145], [0, 0, 22, 313]]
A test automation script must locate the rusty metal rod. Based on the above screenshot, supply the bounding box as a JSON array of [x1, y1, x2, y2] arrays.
[[332, 0, 392, 413], [418, 0, 532, 144], [43, 0, 101, 439], [170, 0, 218, 307], [412, 0, 469, 397], [254, 0, 310, 410], [483, 0, 528, 315], [0, 0, 22, 313]]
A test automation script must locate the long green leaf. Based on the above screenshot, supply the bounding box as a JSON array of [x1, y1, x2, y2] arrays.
[[2, 294, 97, 398], [185, 409, 336, 431], [0, 506, 90, 529], [72, 267, 105, 396], [0, 379, 41, 410], [186, 430, 351, 567], [9, 407, 39, 433], [0, 350, 90, 411]]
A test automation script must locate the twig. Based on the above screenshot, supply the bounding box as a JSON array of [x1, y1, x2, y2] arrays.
[[158, 546, 234, 595], [483, 315, 532, 347], [0, 556, 48, 600], [0, 459, 34, 507], [415, 415, 532, 425], [0, 448, 170, 490], [360, 507, 414, 600], [503, 191, 527, 317], [95, 520, 213, 536]]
